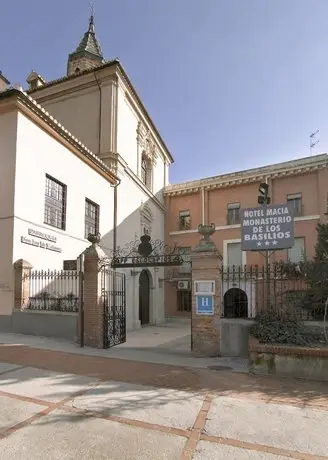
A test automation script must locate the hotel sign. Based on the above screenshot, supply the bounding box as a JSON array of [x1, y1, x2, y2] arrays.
[[241, 204, 294, 251]]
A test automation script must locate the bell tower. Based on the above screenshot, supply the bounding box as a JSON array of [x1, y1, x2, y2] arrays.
[[67, 12, 104, 76]]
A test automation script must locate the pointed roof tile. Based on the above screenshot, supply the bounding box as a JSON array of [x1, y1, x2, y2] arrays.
[[69, 14, 104, 62]]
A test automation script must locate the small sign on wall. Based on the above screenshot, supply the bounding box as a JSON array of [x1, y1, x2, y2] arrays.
[[196, 295, 214, 315], [194, 280, 215, 295]]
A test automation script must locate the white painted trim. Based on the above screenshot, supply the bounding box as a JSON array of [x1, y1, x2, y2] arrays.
[[223, 238, 247, 267], [294, 214, 320, 222], [201, 188, 205, 225], [169, 215, 321, 236]]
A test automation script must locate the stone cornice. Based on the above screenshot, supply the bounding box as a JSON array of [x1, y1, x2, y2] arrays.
[[164, 155, 328, 196]]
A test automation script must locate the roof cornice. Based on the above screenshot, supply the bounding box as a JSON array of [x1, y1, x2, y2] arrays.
[[0, 88, 118, 185], [164, 154, 328, 196]]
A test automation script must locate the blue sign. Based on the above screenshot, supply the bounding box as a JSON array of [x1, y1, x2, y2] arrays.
[[196, 295, 214, 315]]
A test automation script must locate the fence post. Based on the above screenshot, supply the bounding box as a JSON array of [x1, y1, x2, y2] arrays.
[[13, 259, 33, 309], [82, 238, 107, 348], [191, 224, 222, 356]]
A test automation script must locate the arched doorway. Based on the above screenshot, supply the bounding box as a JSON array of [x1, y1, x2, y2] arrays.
[[224, 288, 248, 318], [139, 270, 150, 325]]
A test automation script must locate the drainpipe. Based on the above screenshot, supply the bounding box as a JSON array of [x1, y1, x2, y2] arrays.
[[111, 178, 121, 260], [94, 71, 102, 155], [201, 187, 205, 225]]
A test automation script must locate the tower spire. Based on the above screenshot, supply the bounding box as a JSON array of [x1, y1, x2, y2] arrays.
[[67, 2, 104, 76]]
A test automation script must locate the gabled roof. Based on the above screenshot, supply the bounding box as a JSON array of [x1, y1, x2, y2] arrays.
[[69, 14, 103, 62], [27, 60, 174, 163], [0, 88, 118, 185]]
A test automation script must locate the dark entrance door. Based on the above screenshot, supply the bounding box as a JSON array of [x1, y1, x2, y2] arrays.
[[224, 288, 248, 318], [139, 270, 150, 325]]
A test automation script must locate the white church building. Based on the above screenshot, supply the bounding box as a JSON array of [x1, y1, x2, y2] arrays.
[[0, 14, 173, 333]]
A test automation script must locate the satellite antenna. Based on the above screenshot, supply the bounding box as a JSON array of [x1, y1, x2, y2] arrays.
[[310, 129, 319, 155]]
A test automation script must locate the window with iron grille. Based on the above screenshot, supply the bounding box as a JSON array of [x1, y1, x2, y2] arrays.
[[287, 193, 303, 216], [44, 175, 66, 230], [178, 210, 191, 230], [178, 247, 191, 273], [227, 203, 240, 225], [85, 198, 99, 239], [177, 290, 191, 312]]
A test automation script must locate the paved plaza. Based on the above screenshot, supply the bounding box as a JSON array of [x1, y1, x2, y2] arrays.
[[0, 325, 328, 459]]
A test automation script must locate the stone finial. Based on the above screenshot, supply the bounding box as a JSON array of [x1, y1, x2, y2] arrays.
[[87, 232, 101, 245], [194, 223, 220, 254]]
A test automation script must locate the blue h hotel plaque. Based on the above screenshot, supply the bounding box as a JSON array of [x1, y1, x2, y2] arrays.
[[196, 295, 214, 315]]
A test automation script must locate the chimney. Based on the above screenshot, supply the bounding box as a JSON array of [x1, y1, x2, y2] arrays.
[[26, 71, 46, 91], [0, 71, 10, 92]]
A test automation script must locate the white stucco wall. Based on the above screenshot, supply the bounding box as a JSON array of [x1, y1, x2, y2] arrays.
[[0, 111, 18, 315], [37, 86, 101, 154], [12, 111, 114, 270]]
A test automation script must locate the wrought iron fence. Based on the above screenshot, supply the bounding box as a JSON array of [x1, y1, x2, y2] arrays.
[[220, 264, 326, 321], [23, 269, 80, 312]]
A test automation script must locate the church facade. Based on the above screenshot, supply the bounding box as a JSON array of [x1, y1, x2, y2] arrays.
[[0, 15, 173, 332]]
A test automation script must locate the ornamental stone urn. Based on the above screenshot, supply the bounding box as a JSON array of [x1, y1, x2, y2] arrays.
[[194, 223, 221, 257]]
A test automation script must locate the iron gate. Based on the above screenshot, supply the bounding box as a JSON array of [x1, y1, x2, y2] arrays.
[[101, 266, 126, 349]]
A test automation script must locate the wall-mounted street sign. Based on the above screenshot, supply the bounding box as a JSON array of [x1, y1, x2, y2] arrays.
[[241, 204, 294, 251], [196, 295, 214, 315], [110, 234, 183, 268]]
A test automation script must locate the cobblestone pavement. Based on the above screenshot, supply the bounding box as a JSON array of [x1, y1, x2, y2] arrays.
[[0, 344, 328, 459]]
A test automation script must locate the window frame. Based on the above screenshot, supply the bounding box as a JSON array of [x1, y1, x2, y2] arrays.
[[287, 193, 303, 217], [178, 210, 191, 230], [44, 174, 67, 230], [177, 290, 192, 312], [178, 247, 192, 274], [227, 202, 241, 225], [84, 198, 100, 240], [287, 237, 305, 264], [141, 155, 152, 189]]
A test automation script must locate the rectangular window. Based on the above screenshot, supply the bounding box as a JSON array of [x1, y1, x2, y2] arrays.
[[287, 193, 303, 216], [178, 247, 191, 273], [178, 210, 191, 230], [44, 175, 66, 230], [227, 202, 240, 225], [227, 242, 242, 267], [177, 290, 191, 312], [85, 198, 99, 239], [288, 237, 305, 264]]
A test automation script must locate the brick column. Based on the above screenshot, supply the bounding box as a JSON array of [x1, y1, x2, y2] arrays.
[[14, 259, 32, 309], [82, 238, 108, 349], [191, 224, 222, 357]]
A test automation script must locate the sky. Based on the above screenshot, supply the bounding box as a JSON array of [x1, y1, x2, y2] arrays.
[[1, 0, 328, 183]]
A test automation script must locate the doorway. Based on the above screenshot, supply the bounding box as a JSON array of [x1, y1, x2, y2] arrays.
[[224, 288, 248, 318], [139, 270, 150, 325]]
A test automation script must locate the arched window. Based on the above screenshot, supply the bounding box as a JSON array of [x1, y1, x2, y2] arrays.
[[141, 154, 152, 189], [75, 67, 81, 73]]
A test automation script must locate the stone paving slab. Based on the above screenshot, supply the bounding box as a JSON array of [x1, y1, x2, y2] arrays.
[[0, 409, 185, 460], [69, 380, 204, 430], [0, 367, 98, 402], [0, 396, 45, 435], [194, 441, 294, 460], [205, 396, 328, 457]]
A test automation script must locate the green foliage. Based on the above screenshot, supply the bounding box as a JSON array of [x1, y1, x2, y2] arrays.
[[250, 309, 324, 346]]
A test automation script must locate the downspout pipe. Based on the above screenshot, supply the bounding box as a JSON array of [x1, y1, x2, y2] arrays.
[[111, 178, 121, 261], [94, 71, 102, 155]]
